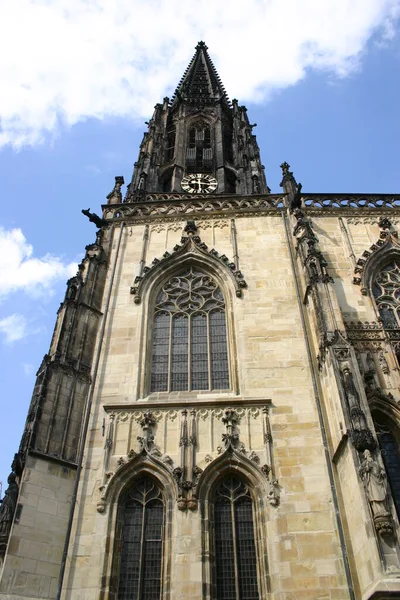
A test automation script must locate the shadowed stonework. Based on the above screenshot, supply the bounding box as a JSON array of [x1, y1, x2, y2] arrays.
[[2, 43, 400, 600]]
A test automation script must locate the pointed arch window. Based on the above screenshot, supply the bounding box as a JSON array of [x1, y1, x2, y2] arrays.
[[212, 475, 259, 600], [117, 477, 164, 600], [373, 415, 400, 520], [150, 267, 229, 392], [372, 261, 400, 328], [372, 261, 400, 362]]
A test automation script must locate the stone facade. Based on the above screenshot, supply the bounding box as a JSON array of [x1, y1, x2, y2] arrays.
[[2, 42, 400, 600]]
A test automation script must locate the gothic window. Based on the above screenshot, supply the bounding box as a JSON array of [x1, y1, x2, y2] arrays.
[[118, 477, 164, 600], [212, 475, 259, 600], [372, 261, 400, 362], [373, 415, 400, 520], [373, 261, 400, 327], [150, 267, 229, 392], [186, 122, 212, 172]]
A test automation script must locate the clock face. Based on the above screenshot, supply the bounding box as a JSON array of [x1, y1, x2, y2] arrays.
[[181, 173, 218, 194]]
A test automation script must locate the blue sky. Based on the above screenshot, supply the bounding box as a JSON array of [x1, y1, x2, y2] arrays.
[[1, 0, 400, 490]]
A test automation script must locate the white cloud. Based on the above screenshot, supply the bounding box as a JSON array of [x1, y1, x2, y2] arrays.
[[23, 363, 35, 376], [0, 314, 29, 343], [0, 0, 399, 148], [0, 227, 77, 298]]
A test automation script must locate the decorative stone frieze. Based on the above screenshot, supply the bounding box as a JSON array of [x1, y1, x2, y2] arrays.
[[130, 219, 247, 302]]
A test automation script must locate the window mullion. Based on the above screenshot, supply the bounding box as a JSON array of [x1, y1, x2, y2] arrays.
[[137, 499, 146, 600], [231, 499, 240, 600], [207, 313, 212, 390], [188, 313, 192, 391], [167, 314, 172, 392]]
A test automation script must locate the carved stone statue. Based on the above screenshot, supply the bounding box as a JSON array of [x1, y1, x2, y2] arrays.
[[341, 364, 375, 452], [359, 450, 389, 519], [0, 473, 19, 540], [341, 364, 361, 412]]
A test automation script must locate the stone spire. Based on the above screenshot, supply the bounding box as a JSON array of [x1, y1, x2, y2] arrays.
[[170, 41, 230, 109]]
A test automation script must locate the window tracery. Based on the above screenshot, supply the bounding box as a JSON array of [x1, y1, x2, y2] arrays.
[[372, 261, 400, 362], [213, 475, 259, 600], [118, 477, 164, 600], [150, 267, 229, 393], [373, 261, 400, 328]]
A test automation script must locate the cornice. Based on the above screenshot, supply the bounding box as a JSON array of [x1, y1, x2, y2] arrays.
[[102, 396, 272, 412], [102, 192, 400, 224]]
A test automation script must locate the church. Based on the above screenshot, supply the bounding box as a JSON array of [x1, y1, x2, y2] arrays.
[[1, 41, 400, 600]]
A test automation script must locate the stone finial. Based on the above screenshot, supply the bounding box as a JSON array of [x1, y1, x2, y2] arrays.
[[195, 41, 208, 51], [280, 161, 300, 206]]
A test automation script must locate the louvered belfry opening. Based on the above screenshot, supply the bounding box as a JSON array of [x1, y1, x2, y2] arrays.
[[186, 122, 213, 173]]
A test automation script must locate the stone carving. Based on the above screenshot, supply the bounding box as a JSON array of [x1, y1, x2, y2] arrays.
[[166, 410, 177, 421], [344, 321, 385, 353], [130, 219, 247, 302], [137, 412, 158, 455], [0, 473, 19, 552], [221, 409, 239, 450], [248, 451, 260, 463], [261, 464, 271, 477], [150, 223, 167, 233], [198, 409, 209, 421], [162, 455, 173, 467], [378, 216, 398, 236], [359, 449, 393, 536], [117, 412, 130, 423], [293, 209, 317, 243], [379, 351, 390, 375], [81, 208, 107, 229], [248, 407, 260, 419], [290, 182, 303, 212], [353, 224, 400, 289], [106, 175, 124, 204], [267, 479, 280, 507], [340, 362, 376, 453], [347, 216, 400, 225]]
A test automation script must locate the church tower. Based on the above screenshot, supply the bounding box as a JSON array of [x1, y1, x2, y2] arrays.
[[126, 41, 268, 198], [2, 42, 400, 600]]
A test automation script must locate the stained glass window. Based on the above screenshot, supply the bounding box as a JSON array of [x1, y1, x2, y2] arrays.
[[374, 417, 400, 521], [118, 478, 164, 600], [372, 261, 400, 327], [372, 261, 400, 362], [150, 267, 229, 392], [214, 476, 259, 600]]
